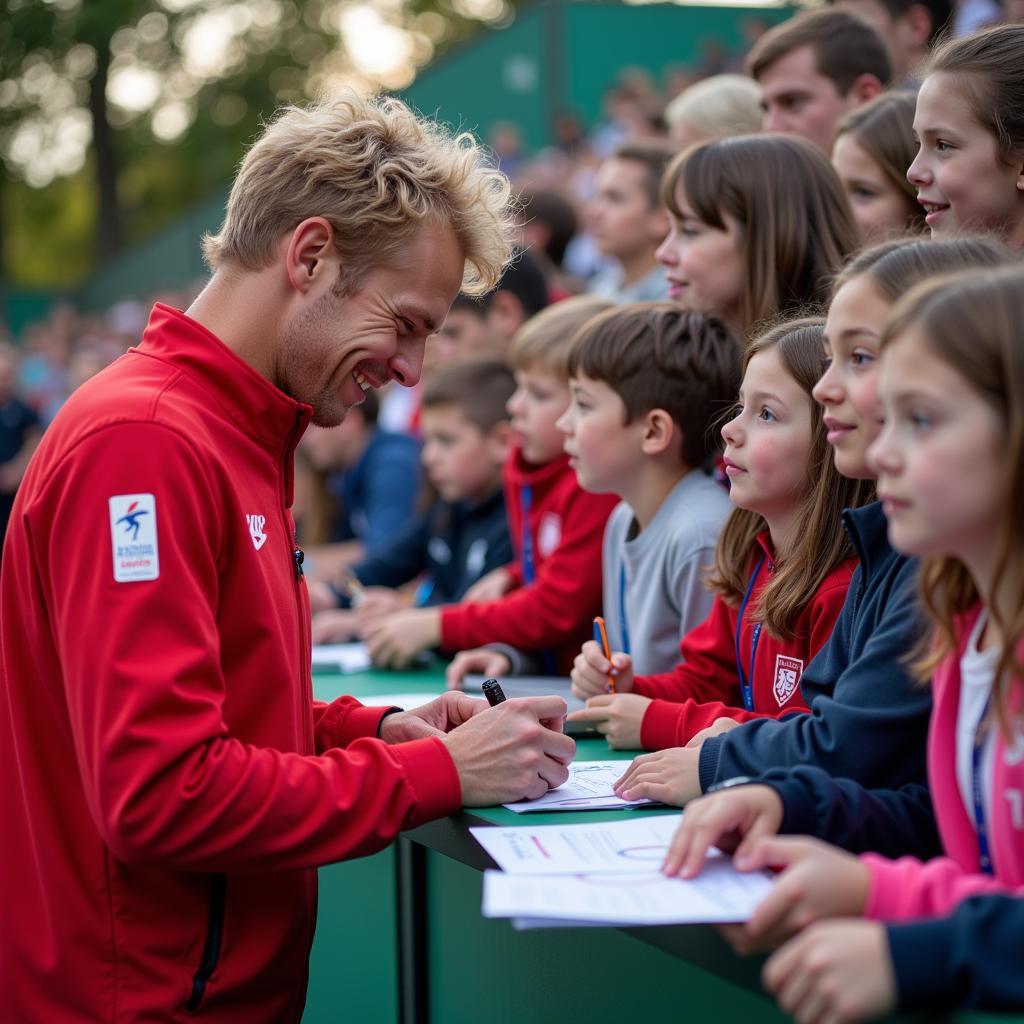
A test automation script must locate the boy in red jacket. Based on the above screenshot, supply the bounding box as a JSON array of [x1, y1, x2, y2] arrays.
[[364, 296, 620, 672]]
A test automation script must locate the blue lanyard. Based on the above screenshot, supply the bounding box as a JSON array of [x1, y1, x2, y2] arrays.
[[734, 556, 768, 713], [519, 483, 555, 673], [520, 485, 535, 584], [618, 561, 631, 656], [972, 693, 995, 875]]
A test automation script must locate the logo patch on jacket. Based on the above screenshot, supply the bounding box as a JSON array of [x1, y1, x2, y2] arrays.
[[246, 514, 268, 551], [537, 512, 562, 558], [773, 655, 803, 706], [109, 494, 159, 582]]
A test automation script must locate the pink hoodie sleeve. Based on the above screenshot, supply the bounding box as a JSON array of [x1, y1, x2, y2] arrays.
[[862, 852, 1023, 921]]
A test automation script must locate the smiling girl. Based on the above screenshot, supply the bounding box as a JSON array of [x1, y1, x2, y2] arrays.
[[656, 134, 860, 336], [909, 24, 1024, 245]]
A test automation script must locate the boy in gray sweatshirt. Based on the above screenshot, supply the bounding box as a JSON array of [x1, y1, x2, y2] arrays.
[[559, 303, 742, 674]]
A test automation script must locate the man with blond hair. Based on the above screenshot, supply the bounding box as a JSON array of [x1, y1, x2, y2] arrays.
[[0, 92, 574, 1022]]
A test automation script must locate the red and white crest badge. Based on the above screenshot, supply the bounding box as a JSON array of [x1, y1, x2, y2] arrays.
[[773, 655, 804, 706]]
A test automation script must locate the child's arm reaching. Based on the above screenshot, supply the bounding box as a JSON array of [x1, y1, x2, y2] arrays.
[[438, 489, 615, 656]]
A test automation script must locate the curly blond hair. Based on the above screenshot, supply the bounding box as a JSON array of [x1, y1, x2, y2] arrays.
[[202, 91, 516, 295]]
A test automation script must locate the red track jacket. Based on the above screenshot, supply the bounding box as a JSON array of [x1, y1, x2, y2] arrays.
[[0, 305, 461, 1022], [439, 449, 618, 673], [634, 532, 855, 749]]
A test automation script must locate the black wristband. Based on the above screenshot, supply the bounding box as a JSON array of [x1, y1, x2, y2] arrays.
[[376, 706, 405, 738]]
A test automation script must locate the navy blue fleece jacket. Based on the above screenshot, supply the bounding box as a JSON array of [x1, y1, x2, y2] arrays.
[[889, 895, 1024, 1011], [698, 502, 931, 793]]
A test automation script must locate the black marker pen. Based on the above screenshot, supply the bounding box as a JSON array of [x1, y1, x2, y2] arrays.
[[482, 677, 507, 707]]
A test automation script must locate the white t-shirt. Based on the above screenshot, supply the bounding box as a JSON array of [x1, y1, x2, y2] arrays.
[[956, 611, 999, 837]]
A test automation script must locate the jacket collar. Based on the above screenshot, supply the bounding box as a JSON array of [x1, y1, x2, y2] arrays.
[[841, 500, 896, 577], [136, 303, 312, 457], [504, 448, 572, 494]]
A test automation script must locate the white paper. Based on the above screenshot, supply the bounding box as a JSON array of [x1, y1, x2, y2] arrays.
[[503, 761, 656, 812], [310, 642, 372, 673], [364, 692, 440, 710], [471, 813, 682, 875], [482, 856, 774, 927]]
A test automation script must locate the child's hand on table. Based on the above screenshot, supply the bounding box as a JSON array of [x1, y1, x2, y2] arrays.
[[719, 836, 871, 954], [566, 693, 651, 749], [363, 608, 441, 669], [763, 919, 896, 1024], [445, 648, 513, 689], [612, 745, 702, 807], [662, 784, 784, 878]]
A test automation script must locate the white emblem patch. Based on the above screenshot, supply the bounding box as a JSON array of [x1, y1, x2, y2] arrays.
[[246, 513, 268, 551], [537, 512, 562, 558], [773, 655, 804, 706], [109, 493, 159, 582]]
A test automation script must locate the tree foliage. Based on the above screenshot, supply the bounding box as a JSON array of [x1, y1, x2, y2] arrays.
[[1, 0, 512, 290]]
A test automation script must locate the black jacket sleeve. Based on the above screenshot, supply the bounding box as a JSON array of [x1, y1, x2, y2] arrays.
[[757, 766, 941, 859], [888, 895, 1024, 1011]]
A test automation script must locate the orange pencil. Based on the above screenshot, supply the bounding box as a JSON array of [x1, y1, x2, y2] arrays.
[[593, 616, 616, 694]]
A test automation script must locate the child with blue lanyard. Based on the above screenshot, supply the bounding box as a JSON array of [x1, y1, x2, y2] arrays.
[[571, 317, 873, 753]]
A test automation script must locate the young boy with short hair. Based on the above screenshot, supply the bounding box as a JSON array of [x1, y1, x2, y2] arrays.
[[310, 359, 517, 641], [560, 303, 741, 671], [362, 296, 619, 670], [447, 303, 743, 686]]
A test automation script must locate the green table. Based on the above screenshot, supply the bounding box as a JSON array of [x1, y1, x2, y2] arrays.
[[305, 667, 1017, 1024]]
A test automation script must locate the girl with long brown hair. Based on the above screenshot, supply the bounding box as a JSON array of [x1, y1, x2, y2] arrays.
[[832, 91, 926, 244], [655, 133, 860, 336]]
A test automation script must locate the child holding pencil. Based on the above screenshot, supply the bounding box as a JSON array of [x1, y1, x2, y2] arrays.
[[570, 318, 872, 753]]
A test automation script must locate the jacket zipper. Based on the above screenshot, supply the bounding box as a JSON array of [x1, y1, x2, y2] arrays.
[[185, 873, 226, 1012], [282, 411, 318, 961]]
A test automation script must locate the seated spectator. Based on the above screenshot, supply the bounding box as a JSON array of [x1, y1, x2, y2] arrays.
[[310, 359, 516, 641], [831, 0, 952, 80], [587, 141, 674, 303], [433, 248, 550, 363], [664, 74, 763, 150], [832, 90, 926, 244], [747, 8, 892, 152], [301, 388, 422, 581], [518, 189, 582, 298]]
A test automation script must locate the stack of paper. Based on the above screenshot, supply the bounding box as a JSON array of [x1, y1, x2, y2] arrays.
[[503, 761, 658, 812], [471, 815, 774, 929]]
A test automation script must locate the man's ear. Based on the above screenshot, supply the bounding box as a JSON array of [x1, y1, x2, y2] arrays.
[[640, 408, 677, 457], [284, 218, 335, 294], [849, 73, 884, 106]]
